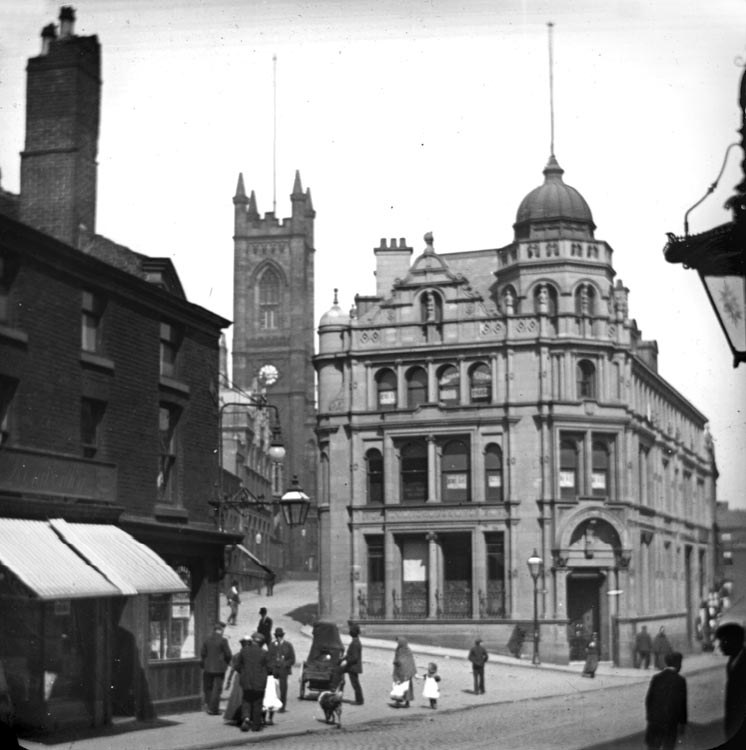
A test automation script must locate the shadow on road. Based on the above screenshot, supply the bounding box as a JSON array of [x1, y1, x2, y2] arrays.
[[579, 719, 724, 750]]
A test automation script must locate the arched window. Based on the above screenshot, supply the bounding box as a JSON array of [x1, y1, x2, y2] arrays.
[[560, 439, 578, 499], [575, 284, 596, 316], [592, 441, 609, 497], [366, 448, 384, 504], [257, 269, 280, 329], [438, 365, 460, 405], [376, 368, 397, 410], [484, 443, 503, 502], [419, 290, 443, 324], [577, 360, 596, 400], [469, 363, 492, 404], [441, 439, 469, 502], [401, 441, 428, 504], [406, 367, 428, 408]]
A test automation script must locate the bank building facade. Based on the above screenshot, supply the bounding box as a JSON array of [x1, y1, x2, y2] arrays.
[[314, 154, 718, 666]]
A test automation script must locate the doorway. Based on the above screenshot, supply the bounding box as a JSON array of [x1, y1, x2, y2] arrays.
[[567, 571, 605, 660]]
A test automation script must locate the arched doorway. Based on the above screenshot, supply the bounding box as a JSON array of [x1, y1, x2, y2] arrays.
[[567, 570, 606, 659]]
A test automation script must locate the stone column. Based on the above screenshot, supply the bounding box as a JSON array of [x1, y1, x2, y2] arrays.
[[427, 532, 440, 619], [552, 562, 568, 621], [385, 529, 397, 618], [473, 529, 487, 618], [427, 434, 438, 502]]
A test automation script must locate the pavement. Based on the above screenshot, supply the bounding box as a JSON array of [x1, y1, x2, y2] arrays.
[[19, 579, 727, 750]]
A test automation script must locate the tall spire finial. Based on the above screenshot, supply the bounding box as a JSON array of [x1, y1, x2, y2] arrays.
[[547, 21, 555, 158], [273, 53, 278, 214], [333, 288, 339, 305]]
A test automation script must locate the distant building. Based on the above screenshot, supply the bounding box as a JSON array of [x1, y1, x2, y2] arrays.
[[231, 173, 318, 572], [0, 8, 233, 730], [315, 155, 718, 666], [715, 501, 746, 622]]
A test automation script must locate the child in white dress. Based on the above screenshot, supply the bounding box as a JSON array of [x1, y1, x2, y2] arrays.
[[419, 662, 441, 708]]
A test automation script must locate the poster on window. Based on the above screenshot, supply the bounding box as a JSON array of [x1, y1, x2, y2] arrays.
[[440, 388, 458, 401], [446, 474, 467, 489], [402, 540, 428, 582], [379, 391, 396, 405], [488, 474, 502, 487], [591, 472, 607, 490], [171, 592, 191, 619], [559, 471, 576, 488]]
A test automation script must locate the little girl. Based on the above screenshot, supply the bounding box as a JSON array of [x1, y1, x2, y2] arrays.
[[418, 662, 441, 709]]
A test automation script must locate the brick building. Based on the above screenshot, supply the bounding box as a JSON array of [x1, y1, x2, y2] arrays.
[[715, 501, 746, 623], [230, 173, 318, 572], [314, 155, 718, 667], [0, 8, 234, 730]]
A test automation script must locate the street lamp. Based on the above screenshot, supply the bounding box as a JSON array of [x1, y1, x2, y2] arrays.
[[663, 64, 746, 367], [278, 475, 311, 528], [527, 549, 543, 665]]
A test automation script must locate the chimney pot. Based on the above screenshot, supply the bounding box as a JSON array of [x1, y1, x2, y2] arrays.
[[59, 6, 76, 38], [40, 23, 57, 54]]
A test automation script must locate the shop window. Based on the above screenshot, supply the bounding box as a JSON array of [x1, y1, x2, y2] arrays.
[[0, 375, 18, 446], [400, 440, 427, 504], [366, 448, 383, 504], [81, 290, 105, 353], [148, 564, 195, 660], [81, 398, 106, 459], [366, 536, 385, 617], [560, 438, 579, 499], [258, 269, 281, 330], [0, 249, 19, 325], [158, 404, 180, 503], [406, 366, 428, 408], [591, 441, 609, 497], [376, 368, 397, 410], [577, 360, 596, 399], [484, 443, 503, 502], [159, 322, 181, 378], [469, 362, 491, 404], [441, 439, 470, 502], [438, 365, 460, 405]]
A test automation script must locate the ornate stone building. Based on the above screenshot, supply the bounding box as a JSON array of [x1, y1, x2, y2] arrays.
[[314, 154, 718, 666]]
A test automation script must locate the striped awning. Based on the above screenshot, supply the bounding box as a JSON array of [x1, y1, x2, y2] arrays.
[[50, 519, 188, 595], [0, 518, 188, 600], [0, 518, 121, 600], [235, 543, 273, 576]]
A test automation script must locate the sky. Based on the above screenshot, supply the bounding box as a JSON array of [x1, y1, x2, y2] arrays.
[[1, 0, 745, 509]]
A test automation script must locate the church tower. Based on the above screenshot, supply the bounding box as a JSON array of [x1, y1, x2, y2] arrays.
[[232, 171, 317, 572]]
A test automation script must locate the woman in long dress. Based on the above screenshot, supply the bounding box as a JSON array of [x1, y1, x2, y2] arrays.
[[392, 637, 417, 707], [582, 632, 599, 678]]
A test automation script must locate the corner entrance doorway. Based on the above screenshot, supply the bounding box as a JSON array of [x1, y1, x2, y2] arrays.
[[567, 570, 606, 660]]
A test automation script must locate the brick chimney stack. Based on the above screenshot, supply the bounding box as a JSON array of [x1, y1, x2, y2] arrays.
[[19, 6, 101, 248]]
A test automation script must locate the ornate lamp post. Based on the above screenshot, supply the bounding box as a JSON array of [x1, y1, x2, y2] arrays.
[[663, 64, 746, 366], [527, 549, 543, 665]]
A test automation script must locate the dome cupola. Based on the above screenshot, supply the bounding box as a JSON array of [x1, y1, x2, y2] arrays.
[[514, 155, 595, 241]]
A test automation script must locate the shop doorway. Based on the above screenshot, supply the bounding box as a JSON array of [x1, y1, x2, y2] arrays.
[[567, 571, 605, 660]]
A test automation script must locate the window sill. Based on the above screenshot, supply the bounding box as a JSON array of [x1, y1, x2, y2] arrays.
[[0, 324, 28, 346], [80, 350, 115, 372], [154, 504, 189, 522], [159, 376, 190, 396]]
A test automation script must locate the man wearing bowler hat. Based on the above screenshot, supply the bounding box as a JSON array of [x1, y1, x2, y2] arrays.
[[199, 621, 232, 714], [267, 627, 296, 711], [237, 632, 268, 732]]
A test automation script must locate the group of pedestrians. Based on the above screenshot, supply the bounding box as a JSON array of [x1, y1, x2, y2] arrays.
[[199, 607, 296, 734]]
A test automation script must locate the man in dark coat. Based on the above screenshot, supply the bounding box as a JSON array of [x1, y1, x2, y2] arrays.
[[340, 623, 364, 705], [635, 625, 653, 669], [652, 626, 673, 669], [644, 651, 687, 750], [236, 632, 268, 732], [467, 638, 489, 694], [257, 607, 273, 646], [199, 622, 232, 715], [715, 622, 746, 743], [267, 627, 295, 711]]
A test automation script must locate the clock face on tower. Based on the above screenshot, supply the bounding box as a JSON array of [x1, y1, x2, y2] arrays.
[[258, 364, 279, 387]]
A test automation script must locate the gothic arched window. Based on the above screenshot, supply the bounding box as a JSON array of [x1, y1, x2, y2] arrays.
[[441, 439, 469, 502], [257, 269, 280, 330], [469, 362, 491, 404], [406, 366, 428, 408], [376, 368, 397, 410]]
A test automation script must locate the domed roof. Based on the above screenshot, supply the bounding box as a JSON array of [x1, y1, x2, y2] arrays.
[[319, 289, 350, 328], [514, 155, 595, 237]]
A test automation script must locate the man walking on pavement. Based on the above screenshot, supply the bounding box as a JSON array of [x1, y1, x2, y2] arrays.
[[199, 621, 232, 715], [468, 637, 489, 694], [257, 607, 273, 646], [644, 651, 687, 750], [267, 627, 295, 711], [236, 632, 269, 732], [635, 625, 652, 669], [714, 622, 746, 743], [340, 623, 364, 705]]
